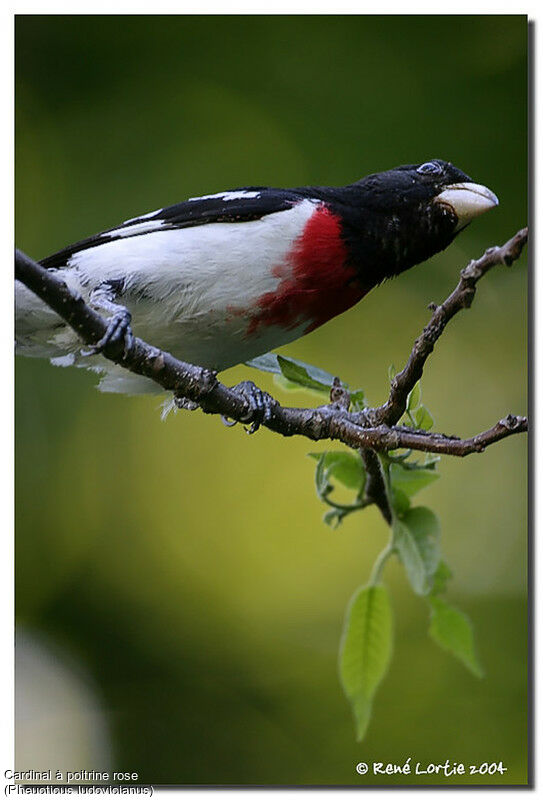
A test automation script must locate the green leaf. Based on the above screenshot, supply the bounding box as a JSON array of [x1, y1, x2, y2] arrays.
[[388, 364, 397, 382], [245, 352, 284, 374], [431, 560, 453, 596], [277, 355, 337, 392], [393, 507, 440, 595], [339, 584, 393, 741], [272, 374, 328, 399], [429, 597, 483, 678], [407, 381, 422, 411], [309, 451, 365, 493], [247, 353, 337, 393], [414, 405, 434, 430], [323, 508, 343, 528], [390, 464, 440, 498], [350, 389, 366, 411], [391, 486, 410, 516], [313, 453, 330, 496]]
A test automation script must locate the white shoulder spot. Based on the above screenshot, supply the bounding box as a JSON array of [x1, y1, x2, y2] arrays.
[[188, 190, 261, 202]]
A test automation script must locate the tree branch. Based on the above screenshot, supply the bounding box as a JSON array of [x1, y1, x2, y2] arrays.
[[360, 449, 392, 524], [15, 229, 528, 468], [369, 227, 528, 426]]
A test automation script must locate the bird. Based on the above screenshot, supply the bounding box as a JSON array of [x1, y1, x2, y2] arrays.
[[16, 159, 498, 411]]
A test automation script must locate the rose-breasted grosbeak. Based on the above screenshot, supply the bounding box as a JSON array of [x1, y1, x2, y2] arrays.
[[16, 159, 498, 397]]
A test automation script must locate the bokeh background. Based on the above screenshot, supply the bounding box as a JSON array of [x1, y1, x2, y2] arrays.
[[15, 15, 528, 786]]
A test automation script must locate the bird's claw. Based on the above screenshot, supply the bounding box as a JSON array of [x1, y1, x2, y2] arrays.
[[81, 309, 134, 357], [174, 395, 200, 411], [233, 380, 275, 433]]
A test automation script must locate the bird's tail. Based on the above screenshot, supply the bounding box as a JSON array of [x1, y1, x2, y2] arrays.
[[16, 278, 163, 397], [15, 278, 73, 358]]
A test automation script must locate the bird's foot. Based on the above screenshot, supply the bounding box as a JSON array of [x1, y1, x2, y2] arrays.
[[231, 380, 276, 434], [82, 307, 134, 357]]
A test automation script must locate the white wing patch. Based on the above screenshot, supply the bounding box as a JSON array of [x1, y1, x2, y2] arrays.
[[123, 208, 163, 224], [100, 220, 165, 239], [188, 190, 261, 202]]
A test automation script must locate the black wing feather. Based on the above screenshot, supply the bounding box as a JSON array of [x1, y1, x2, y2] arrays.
[[40, 188, 304, 270]]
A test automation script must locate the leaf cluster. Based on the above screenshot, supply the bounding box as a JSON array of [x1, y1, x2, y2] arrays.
[[249, 354, 484, 741]]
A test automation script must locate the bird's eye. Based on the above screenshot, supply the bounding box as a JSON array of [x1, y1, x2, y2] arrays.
[[417, 161, 442, 176]]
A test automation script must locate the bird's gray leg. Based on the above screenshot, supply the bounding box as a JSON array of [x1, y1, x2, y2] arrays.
[[82, 283, 134, 356]]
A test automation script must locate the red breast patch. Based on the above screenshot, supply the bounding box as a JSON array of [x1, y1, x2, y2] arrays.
[[246, 204, 365, 336]]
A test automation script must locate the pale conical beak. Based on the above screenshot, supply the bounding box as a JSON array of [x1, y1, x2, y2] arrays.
[[435, 182, 499, 229]]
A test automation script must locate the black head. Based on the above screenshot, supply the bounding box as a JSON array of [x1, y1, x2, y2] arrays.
[[338, 159, 498, 286]]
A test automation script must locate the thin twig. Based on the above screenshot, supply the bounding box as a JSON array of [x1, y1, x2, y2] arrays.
[[369, 227, 528, 426], [360, 449, 392, 523]]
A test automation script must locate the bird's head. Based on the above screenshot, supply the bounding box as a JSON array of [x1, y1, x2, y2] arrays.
[[345, 159, 499, 284]]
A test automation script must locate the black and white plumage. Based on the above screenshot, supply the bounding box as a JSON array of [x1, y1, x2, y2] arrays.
[[16, 159, 498, 396]]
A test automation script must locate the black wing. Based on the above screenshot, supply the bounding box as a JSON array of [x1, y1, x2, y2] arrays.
[[40, 187, 305, 270]]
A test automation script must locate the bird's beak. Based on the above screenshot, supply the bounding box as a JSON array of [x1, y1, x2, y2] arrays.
[[434, 182, 499, 229]]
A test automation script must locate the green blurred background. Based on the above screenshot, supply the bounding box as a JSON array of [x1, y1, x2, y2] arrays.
[[15, 15, 528, 786]]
